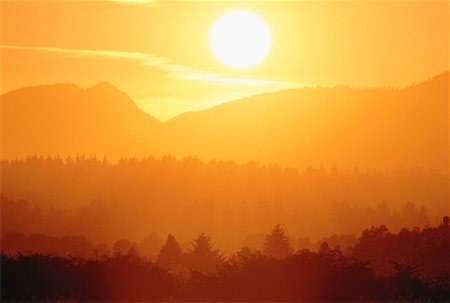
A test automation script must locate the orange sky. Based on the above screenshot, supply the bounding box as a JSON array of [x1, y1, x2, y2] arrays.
[[1, 0, 448, 120]]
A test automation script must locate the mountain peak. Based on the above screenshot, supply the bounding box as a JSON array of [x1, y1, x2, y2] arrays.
[[87, 82, 120, 93], [86, 82, 124, 97]]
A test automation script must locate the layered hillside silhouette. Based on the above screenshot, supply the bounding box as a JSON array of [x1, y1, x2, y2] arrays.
[[1, 82, 160, 160], [162, 72, 449, 171], [1, 72, 448, 171], [1, 74, 448, 301], [1, 156, 446, 251]]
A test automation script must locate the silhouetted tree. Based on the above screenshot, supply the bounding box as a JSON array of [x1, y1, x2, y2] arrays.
[[158, 233, 182, 270], [185, 233, 224, 274], [263, 224, 292, 259]]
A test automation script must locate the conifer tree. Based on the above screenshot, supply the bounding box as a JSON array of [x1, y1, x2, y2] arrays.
[[158, 233, 182, 269], [263, 224, 293, 259], [185, 233, 224, 274]]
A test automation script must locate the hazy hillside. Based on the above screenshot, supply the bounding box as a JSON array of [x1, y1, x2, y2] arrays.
[[1, 82, 160, 160], [1, 72, 448, 171], [160, 72, 449, 171]]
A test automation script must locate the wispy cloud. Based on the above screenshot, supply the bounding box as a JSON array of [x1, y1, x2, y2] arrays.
[[1, 44, 291, 87], [8, 0, 159, 4], [102, 0, 159, 5]]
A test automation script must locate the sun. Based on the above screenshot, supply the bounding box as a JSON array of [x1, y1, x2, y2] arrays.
[[209, 10, 272, 69]]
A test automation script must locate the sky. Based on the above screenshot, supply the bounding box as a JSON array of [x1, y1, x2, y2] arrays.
[[1, 0, 448, 120]]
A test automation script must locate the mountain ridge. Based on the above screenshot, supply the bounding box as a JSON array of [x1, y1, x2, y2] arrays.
[[167, 71, 449, 123], [1, 81, 160, 160], [3, 70, 448, 123], [1, 71, 448, 171]]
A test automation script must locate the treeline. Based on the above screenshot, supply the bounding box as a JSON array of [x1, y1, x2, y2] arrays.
[[2, 224, 447, 278], [2, 156, 446, 250], [1, 195, 431, 254], [352, 225, 449, 283], [1, 224, 448, 301]]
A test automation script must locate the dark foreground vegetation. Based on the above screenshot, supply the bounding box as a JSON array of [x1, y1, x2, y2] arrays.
[[1, 223, 449, 302], [2, 250, 445, 302]]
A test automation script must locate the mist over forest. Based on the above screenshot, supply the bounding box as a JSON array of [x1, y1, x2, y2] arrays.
[[1, 156, 446, 253]]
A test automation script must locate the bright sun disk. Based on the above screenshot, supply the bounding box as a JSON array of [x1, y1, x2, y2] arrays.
[[209, 10, 272, 68]]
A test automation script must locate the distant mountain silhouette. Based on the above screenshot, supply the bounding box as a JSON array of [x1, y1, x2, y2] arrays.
[[159, 72, 449, 171], [1, 72, 448, 170], [1, 82, 160, 160]]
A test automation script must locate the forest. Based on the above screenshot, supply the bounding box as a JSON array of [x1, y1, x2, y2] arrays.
[[1, 223, 448, 301], [2, 1, 448, 301], [1, 156, 445, 252], [1, 156, 448, 301]]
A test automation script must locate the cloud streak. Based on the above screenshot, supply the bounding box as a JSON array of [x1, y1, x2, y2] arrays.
[[102, 0, 159, 5], [8, 0, 159, 4], [1, 44, 290, 87]]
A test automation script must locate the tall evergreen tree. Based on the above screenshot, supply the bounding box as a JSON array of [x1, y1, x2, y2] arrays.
[[158, 233, 182, 270], [263, 224, 293, 259], [185, 233, 224, 274]]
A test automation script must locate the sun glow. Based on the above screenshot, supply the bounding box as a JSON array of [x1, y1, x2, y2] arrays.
[[209, 10, 272, 68]]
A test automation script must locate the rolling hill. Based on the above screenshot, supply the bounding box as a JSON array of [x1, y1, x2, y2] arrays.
[[1, 72, 448, 171], [1, 82, 160, 160]]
